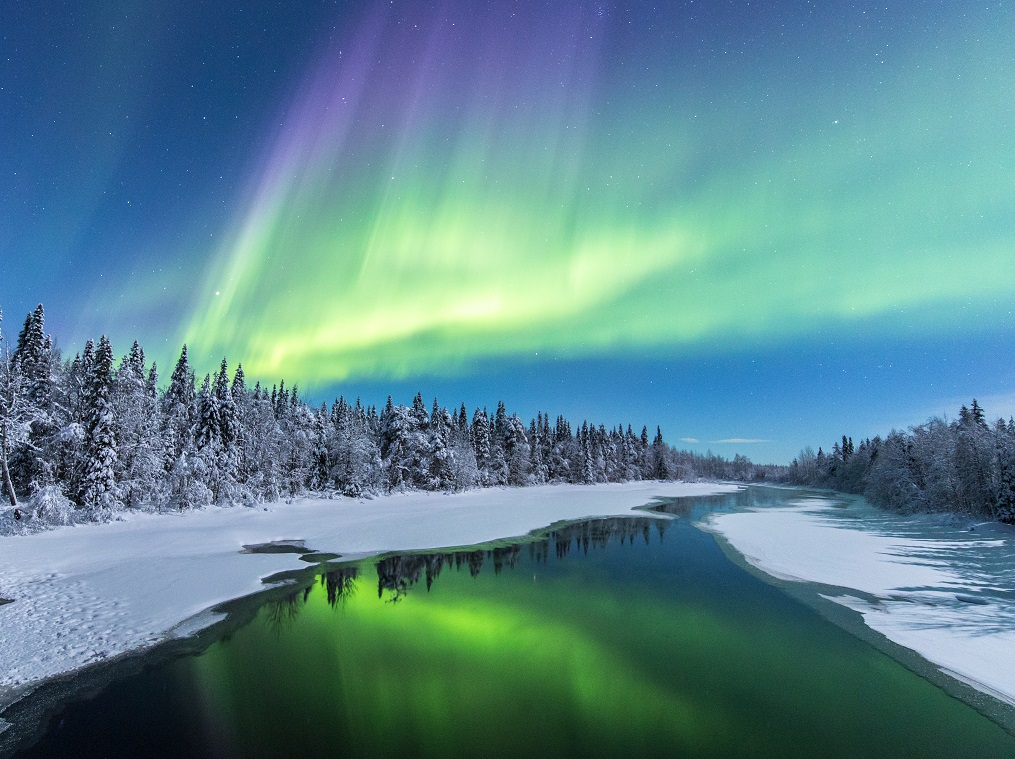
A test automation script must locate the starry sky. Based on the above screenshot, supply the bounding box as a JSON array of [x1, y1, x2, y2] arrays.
[[2, 0, 1014, 463]]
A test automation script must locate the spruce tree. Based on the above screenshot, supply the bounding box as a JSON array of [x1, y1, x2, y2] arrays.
[[471, 408, 492, 485], [8, 304, 56, 494], [311, 403, 330, 490], [428, 401, 455, 491], [488, 413, 508, 485], [380, 398, 411, 491], [163, 345, 196, 463], [579, 422, 595, 483], [80, 336, 119, 514], [232, 363, 246, 397], [0, 308, 25, 507], [504, 413, 531, 486], [214, 359, 237, 449], [996, 419, 1015, 523], [652, 426, 669, 480], [16, 304, 51, 410], [113, 340, 161, 508]]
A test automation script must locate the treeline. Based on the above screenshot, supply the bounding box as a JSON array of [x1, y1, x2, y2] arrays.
[[0, 304, 758, 527], [787, 400, 1015, 523]]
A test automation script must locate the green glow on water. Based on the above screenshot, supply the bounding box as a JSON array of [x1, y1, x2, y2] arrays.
[[177, 517, 1015, 758], [190, 576, 727, 754]]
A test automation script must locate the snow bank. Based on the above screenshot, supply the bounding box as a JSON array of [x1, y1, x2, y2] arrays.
[[0, 481, 735, 711], [706, 498, 1015, 706]]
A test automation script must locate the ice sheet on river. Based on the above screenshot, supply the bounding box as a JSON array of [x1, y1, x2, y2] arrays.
[[707, 497, 1015, 706]]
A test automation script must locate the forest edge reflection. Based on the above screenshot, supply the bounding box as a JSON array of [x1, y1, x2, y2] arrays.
[[246, 488, 824, 630], [260, 515, 668, 627]]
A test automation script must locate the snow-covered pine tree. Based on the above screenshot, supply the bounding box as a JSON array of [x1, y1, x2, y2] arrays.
[[494, 401, 507, 442], [528, 414, 548, 484], [427, 399, 456, 491], [326, 396, 350, 492], [194, 364, 242, 504], [604, 425, 621, 482], [380, 397, 413, 491], [13, 304, 51, 410], [578, 421, 595, 484], [339, 397, 381, 497], [450, 412, 478, 490], [621, 425, 640, 481], [311, 403, 330, 490], [113, 342, 165, 509], [8, 304, 56, 494], [409, 393, 431, 489], [163, 345, 196, 467], [279, 390, 315, 496], [863, 431, 918, 512], [348, 398, 382, 495], [230, 364, 252, 488], [183, 373, 220, 508], [231, 363, 246, 397], [471, 407, 491, 486], [141, 363, 168, 507], [0, 308, 28, 507], [538, 413, 552, 480], [591, 424, 607, 482], [71, 339, 95, 425], [955, 401, 993, 514], [245, 381, 285, 502], [504, 413, 531, 486], [215, 360, 237, 448], [638, 426, 651, 479], [214, 359, 240, 502], [651, 426, 669, 480], [548, 416, 573, 482], [274, 380, 290, 419], [195, 373, 221, 451], [53, 341, 95, 500], [80, 336, 120, 515], [995, 419, 1015, 523], [488, 413, 508, 486]]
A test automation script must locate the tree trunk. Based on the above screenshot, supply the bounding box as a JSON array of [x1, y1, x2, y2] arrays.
[[1, 427, 16, 508]]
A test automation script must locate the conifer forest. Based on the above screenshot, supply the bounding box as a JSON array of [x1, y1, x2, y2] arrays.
[[4, 303, 1013, 530], [1, 304, 745, 527]]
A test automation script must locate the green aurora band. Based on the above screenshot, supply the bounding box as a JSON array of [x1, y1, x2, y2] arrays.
[[158, 3, 1015, 384]]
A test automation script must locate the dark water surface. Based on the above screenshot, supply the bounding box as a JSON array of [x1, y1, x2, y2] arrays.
[[10, 488, 1015, 758]]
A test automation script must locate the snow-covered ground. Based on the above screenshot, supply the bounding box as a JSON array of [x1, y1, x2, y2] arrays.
[[705, 496, 1015, 707], [0, 481, 735, 713]]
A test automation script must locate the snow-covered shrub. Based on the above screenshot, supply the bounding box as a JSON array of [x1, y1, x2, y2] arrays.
[[29, 484, 77, 526], [0, 485, 79, 535]]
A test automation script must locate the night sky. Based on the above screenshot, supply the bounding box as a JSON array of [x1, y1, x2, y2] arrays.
[[2, 1, 1014, 463]]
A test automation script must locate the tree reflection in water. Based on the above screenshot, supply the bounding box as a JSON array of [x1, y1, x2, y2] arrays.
[[263, 566, 359, 632], [374, 517, 667, 601], [264, 516, 669, 619], [323, 566, 359, 607]]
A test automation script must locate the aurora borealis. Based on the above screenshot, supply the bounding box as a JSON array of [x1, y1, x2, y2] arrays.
[[3, 1, 1015, 461]]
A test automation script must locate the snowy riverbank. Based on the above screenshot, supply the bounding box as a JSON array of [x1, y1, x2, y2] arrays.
[[0, 481, 736, 714], [705, 496, 1015, 707]]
